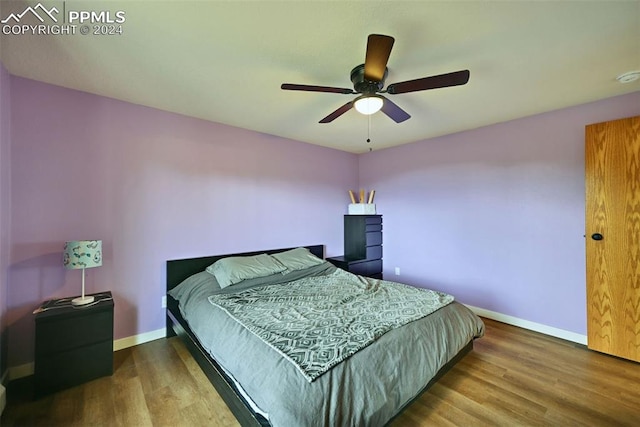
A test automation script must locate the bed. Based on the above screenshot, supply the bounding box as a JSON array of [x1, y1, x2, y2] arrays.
[[166, 245, 484, 426]]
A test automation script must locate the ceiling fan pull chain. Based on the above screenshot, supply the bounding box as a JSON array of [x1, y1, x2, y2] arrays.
[[367, 114, 373, 151]]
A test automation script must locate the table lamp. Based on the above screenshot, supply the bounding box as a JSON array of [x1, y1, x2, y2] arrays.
[[63, 240, 102, 306]]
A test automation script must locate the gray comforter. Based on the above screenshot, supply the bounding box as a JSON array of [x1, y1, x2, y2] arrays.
[[208, 268, 455, 382], [176, 264, 484, 426]]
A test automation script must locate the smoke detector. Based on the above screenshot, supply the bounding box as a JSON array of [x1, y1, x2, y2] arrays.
[[616, 71, 640, 84]]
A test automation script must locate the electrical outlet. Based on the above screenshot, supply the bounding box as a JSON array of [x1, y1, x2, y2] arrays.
[[161, 296, 167, 308], [395, 267, 400, 276]]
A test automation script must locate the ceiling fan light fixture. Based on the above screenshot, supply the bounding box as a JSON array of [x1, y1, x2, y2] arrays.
[[354, 95, 384, 115], [616, 71, 640, 84]]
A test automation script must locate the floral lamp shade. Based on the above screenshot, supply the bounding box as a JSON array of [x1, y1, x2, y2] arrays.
[[63, 240, 102, 305], [63, 240, 102, 270]]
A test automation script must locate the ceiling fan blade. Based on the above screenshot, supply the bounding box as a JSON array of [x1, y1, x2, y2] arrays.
[[380, 96, 410, 123], [364, 34, 394, 82], [319, 101, 354, 123], [281, 83, 354, 94], [386, 70, 470, 94]]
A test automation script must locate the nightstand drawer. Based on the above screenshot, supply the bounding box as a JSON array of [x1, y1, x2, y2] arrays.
[[35, 340, 113, 396], [37, 310, 113, 354]]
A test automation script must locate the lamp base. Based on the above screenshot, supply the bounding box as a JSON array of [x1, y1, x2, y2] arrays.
[[71, 295, 95, 306]]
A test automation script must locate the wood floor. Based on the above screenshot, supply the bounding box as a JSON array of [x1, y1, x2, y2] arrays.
[[2, 318, 639, 426]]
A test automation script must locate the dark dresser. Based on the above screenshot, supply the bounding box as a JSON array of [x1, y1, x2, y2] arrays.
[[34, 291, 114, 398], [327, 214, 383, 279]]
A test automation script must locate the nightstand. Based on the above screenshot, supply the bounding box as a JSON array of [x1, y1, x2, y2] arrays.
[[34, 291, 114, 398]]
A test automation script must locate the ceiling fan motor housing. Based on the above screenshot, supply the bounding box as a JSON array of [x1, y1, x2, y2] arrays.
[[350, 64, 387, 94]]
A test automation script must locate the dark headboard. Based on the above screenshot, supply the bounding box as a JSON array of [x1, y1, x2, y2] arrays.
[[166, 245, 324, 291]]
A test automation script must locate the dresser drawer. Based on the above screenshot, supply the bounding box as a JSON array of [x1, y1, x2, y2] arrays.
[[348, 259, 383, 277], [366, 245, 382, 260], [365, 231, 382, 246], [365, 224, 382, 232], [365, 216, 382, 225]]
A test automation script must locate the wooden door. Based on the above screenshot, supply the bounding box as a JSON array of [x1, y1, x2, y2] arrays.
[[585, 115, 640, 362]]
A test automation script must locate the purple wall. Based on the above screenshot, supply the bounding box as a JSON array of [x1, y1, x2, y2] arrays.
[[4, 69, 639, 368], [359, 92, 640, 335], [8, 76, 358, 366], [0, 64, 10, 375]]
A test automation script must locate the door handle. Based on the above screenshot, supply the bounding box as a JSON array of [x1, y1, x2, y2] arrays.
[[591, 233, 603, 241]]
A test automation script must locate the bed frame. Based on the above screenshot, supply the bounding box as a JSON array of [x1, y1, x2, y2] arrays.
[[165, 244, 473, 427]]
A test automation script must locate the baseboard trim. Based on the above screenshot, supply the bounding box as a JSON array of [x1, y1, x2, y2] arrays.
[[0, 383, 5, 416], [466, 304, 588, 345], [113, 328, 166, 351], [8, 363, 32, 381]]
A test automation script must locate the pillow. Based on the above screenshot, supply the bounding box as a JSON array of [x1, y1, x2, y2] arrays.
[[206, 253, 287, 289], [272, 247, 325, 272], [168, 271, 221, 310], [213, 261, 336, 295]]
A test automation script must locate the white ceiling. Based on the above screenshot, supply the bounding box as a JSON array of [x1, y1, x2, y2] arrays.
[[1, 0, 639, 153]]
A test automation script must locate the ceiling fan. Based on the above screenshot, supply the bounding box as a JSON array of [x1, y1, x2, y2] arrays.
[[281, 34, 470, 124]]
